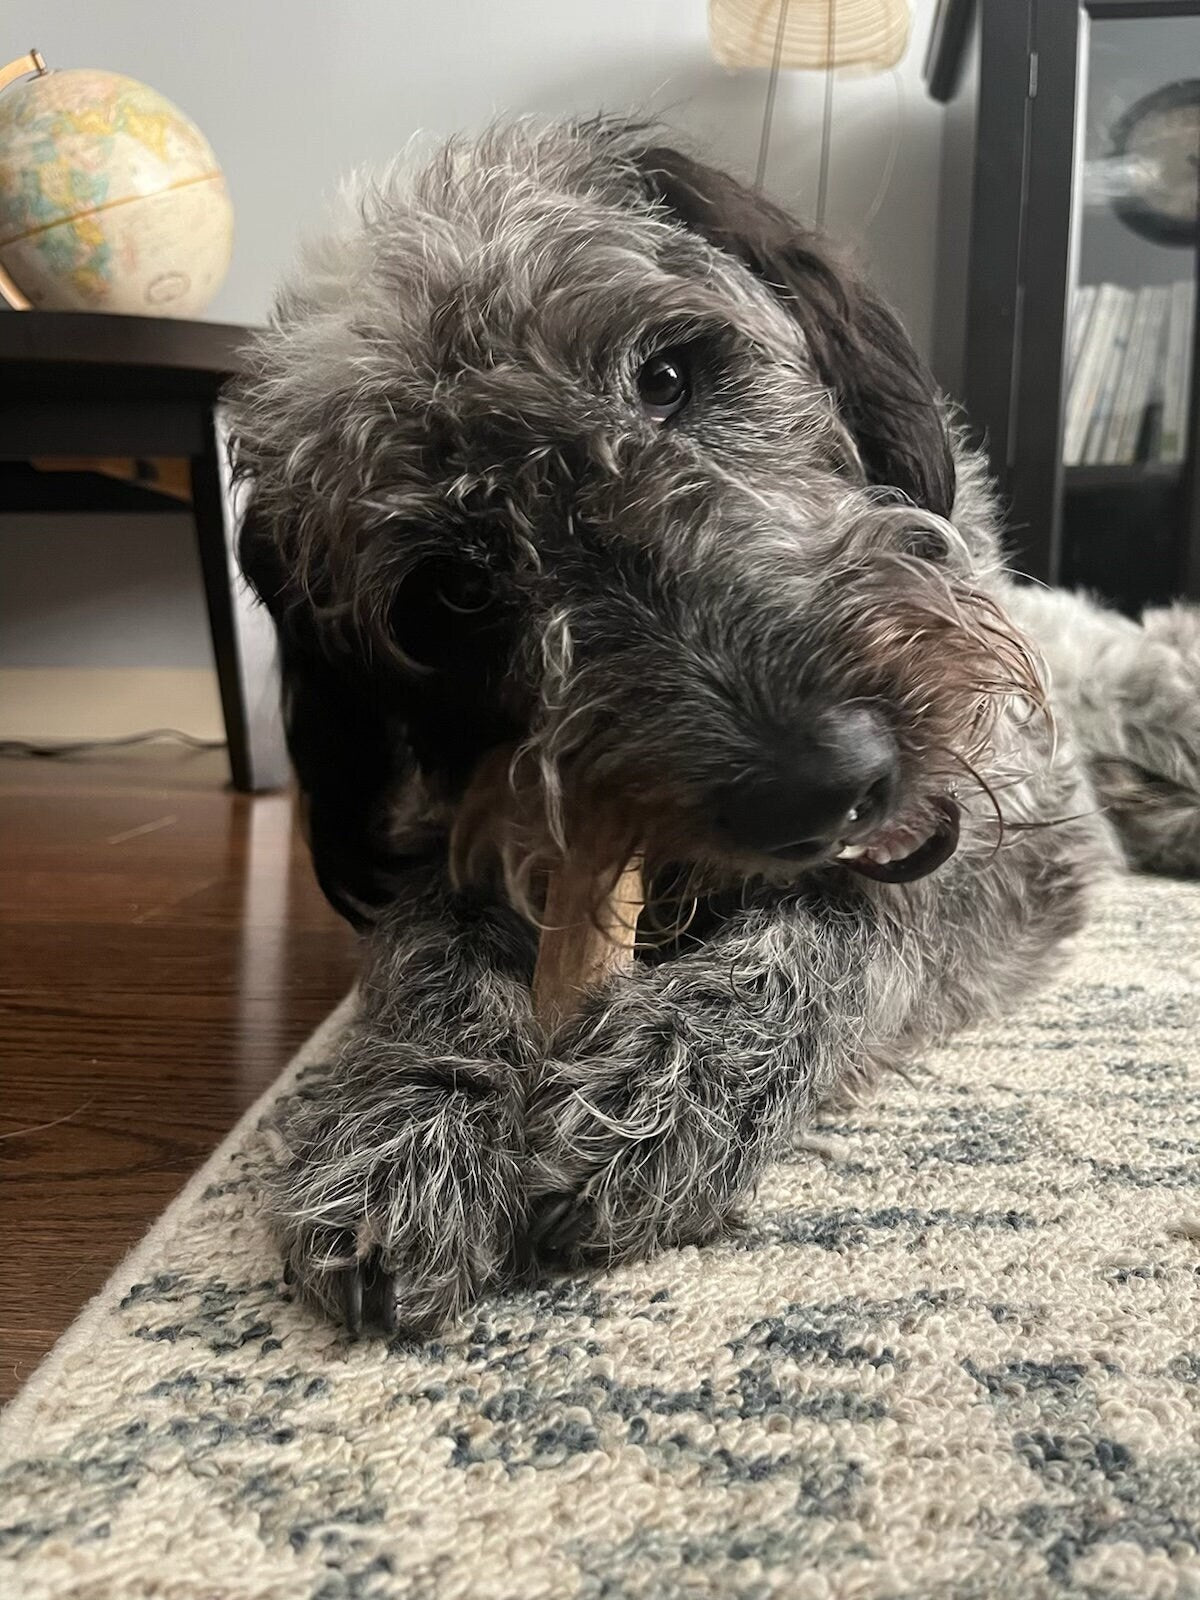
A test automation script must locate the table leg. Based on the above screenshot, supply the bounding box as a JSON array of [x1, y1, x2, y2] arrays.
[[191, 405, 288, 793]]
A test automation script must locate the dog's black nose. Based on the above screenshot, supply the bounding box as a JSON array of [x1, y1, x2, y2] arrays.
[[715, 706, 899, 858]]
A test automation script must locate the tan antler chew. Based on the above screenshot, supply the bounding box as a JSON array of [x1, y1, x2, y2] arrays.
[[451, 744, 645, 1031], [532, 856, 645, 1033]]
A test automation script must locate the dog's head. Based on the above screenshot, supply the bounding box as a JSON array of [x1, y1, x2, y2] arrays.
[[232, 120, 1042, 921]]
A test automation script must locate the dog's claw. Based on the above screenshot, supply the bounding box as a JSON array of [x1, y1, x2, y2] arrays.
[[528, 1194, 589, 1264], [339, 1265, 364, 1337], [285, 1249, 401, 1336], [378, 1275, 400, 1335], [360, 1256, 399, 1334]]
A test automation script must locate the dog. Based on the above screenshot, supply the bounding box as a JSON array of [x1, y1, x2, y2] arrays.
[[230, 119, 1200, 1337]]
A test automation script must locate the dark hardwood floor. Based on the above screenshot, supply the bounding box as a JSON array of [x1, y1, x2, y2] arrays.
[[0, 747, 357, 1402]]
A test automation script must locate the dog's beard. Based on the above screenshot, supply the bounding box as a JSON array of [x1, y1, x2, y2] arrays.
[[447, 567, 1049, 930]]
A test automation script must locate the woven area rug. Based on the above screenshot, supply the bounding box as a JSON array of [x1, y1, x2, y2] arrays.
[[3, 875, 1199, 1600]]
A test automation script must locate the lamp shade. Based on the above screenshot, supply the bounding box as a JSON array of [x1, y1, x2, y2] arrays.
[[708, 0, 911, 71]]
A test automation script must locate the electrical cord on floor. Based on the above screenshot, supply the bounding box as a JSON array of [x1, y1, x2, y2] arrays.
[[0, 729, 228, 758]]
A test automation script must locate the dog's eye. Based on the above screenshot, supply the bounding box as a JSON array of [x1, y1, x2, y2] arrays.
[[637, 350, 690, 421], [388, 558, 503, 673], [434, 567, 491, 615], [902, 526, 951, 563]]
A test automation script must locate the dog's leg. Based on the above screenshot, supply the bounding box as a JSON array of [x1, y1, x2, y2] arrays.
[[526, 827, 1105, 1267], [268, 867, 539, 1335], [1088, 604, 1200, 876], [1009, 587, 1200, 875], [526, 895, 876, 1265]]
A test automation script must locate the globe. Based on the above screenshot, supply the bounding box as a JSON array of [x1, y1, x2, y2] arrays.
[[0, 57, 233, 316]]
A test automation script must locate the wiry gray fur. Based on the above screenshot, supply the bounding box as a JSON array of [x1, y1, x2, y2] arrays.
[[228, 119, 1199, 1337]]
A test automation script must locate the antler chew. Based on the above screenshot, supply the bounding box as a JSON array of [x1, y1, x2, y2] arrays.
[[532, 855, 645, 1033], [452, 744, 645, 1030]]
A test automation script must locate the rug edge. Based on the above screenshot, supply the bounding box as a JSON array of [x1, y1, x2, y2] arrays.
[[0, 993, 358, 1443]]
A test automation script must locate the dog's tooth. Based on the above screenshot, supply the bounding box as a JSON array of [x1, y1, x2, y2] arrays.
[[835, 843, 867, 860], [869, 846, 894, 864]]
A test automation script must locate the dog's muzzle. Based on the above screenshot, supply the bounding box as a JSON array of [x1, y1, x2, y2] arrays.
[[713, 705, 961, 884]]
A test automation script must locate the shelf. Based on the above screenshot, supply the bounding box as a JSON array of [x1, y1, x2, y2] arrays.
[[0, 460, 187, 516], [1064, 461, 1184, 491]]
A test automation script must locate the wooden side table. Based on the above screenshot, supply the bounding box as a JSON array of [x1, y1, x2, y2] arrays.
[[0, 311, 287, 791]]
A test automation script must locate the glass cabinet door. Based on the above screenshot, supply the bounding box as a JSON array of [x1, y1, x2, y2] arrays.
[[1060, 6, 1199, 611]]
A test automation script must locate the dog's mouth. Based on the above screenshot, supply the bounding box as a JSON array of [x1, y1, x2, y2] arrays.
[[832, 796, 961, 884]]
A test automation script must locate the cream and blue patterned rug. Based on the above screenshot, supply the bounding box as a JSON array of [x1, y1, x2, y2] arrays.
[[2, 874, 1198, 1600]]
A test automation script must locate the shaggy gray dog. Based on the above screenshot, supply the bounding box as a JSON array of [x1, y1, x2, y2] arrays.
[[230, 119, 1200, 1337]]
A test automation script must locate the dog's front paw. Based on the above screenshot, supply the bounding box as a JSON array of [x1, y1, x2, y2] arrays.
[[526, 1162, 738, 1270], [525, 1019, 750, 1269], [278, 1212, 513, 1340], [268, 1051, 526, 1337]]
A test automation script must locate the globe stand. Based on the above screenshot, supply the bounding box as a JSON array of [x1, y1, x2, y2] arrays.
[[0, 49, 49, 310]]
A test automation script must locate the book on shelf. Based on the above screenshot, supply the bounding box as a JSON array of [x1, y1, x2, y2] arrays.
[[1064, 284, 1130, 465], [1064, 279, 1194, 471], [1160, 281, 1194, 464], [1082, 290, 1136, 464], [1066, 283, 1097, 389], [1103, 286, 1169, 465]]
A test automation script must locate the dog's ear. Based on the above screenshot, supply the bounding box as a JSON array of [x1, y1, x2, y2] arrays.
[[629, 142, 955, 517], [238, 508, 407, 928]]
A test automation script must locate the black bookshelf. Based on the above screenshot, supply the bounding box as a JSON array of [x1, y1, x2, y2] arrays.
[[927, 0, 1200, 615]]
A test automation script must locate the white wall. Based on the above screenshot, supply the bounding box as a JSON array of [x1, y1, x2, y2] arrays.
[[1, 0, 944, 681]]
